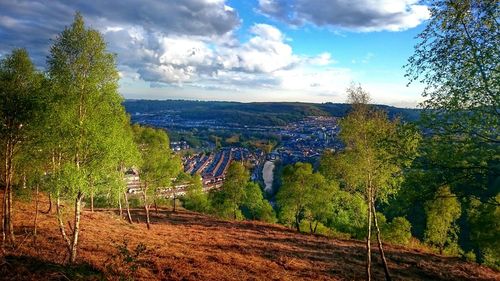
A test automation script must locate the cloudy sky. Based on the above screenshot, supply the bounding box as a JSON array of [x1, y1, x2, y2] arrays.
[[0, 0, 430, 107]]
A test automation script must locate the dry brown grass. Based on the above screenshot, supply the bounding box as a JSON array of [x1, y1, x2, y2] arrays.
[[1, 194, 499, 281]]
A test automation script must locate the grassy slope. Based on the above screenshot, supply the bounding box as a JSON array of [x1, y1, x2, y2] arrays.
[[1, 195, 499, 281]]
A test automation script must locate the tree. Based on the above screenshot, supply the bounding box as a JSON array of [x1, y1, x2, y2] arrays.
[[468, 194, 500, 269], [182, 174, 210, 213], [212, 162, 248, 220], [46, 13, 134, 263], [332, 84, 420, 281], [0, 49, 43, 246], [405, 0, 499, 204], [241, 181, 276, 223], [406, 1, 499, 265], [382, 217, 412, 246], [132, 125, 181, 229], [276, 162, 333, 233], [406, 0, 499, 144], [171, 172, 191, 213], [424, 186, 462, 254]]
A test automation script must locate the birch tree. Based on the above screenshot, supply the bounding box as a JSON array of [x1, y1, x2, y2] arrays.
[[333, 84, 420, 281], [0, 49, 43, 246], [132, 125, 181, 229], [46, 13, 133, 263]]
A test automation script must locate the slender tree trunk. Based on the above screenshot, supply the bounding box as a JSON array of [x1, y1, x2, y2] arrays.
[[372, 199, 391, 281], [2, 184, 6, 248], [172, 194, 177, 213], [123, 191, 133, 224], [3, 139, 15, 245], [33, 184, 39, 247], [154, 198, 159, 215], [2, 132, 9, 248], [56, 196, 71, 255], [309, 221, 313, 234], [366, 187, 373, 281], [118, 192, 123, 218], [42, 193, 52, 214], [2, 152, 8, 248], [143, 184, 150, 230], [90, 190, 94, 212], [295, 211, 301, 232], [70, 192, 83, 263], [313, 221, 318, 234], [7, 182, 14, 243]]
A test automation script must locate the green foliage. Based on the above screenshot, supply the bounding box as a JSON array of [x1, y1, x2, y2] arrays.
[[404, 1, 498, 266], [468, 195, 500, 268], [210, 189, 243, 220], [334, 104, 419, 202], [276, 162, 334, 232], [207, 162, 275, 222], [0, 48, 43, 140], [482, 248, 500, 271], [182, 175, 211, 213], [0, 48, 45, 192], [382, 217, 412, 246], [210, 162, 248, 220], [46, 12, 135, 199], [463, 251, 477, 263], [424, 186, 462, 254], [241, 182, 276, 223], [133, 125, 181, 189], [327, 189, 367, 239], [406, 0, 499, 145], [127, 197, 142, 209]]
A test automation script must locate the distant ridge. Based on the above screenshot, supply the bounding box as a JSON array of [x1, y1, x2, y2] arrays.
[[123, 99, 420, 126]]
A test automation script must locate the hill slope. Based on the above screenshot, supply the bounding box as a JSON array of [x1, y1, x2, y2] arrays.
[[2, 196, 498, 281], [123, 100, 421, 126]]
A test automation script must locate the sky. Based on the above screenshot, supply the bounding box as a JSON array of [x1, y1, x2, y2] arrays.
[[0, 0, 431, 107]]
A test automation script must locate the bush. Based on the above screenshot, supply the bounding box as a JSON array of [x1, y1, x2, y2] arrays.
[[482, 248, 500, 271], [241, 182, 276, 223], [383, 217, 412, 245], [463, 251, 476, 263], [182, 185, 211, 213], [127, 196, 142, 208], [327, 191, 367, 240]]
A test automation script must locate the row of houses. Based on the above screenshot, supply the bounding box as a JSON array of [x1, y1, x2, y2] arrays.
[[124, 169, 190, 198], [183, 147, 262, 189]]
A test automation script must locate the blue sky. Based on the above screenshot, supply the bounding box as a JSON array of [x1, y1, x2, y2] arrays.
[[0, 0, 430, 107]]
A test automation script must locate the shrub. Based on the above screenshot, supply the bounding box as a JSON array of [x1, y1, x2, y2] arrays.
[[383, 217, 412, 245], [463, 251, 476, 263]]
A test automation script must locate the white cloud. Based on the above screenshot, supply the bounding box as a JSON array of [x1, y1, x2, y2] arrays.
[[307, 52, 335, 66]]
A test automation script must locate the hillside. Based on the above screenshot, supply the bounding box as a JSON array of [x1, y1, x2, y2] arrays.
[[1, 196, 498, 281], [123, 100, 421, 126]]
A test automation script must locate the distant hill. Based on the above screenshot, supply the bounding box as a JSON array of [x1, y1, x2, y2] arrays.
[[5, 194, 499, 280], [123, 100, 421, 126]]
